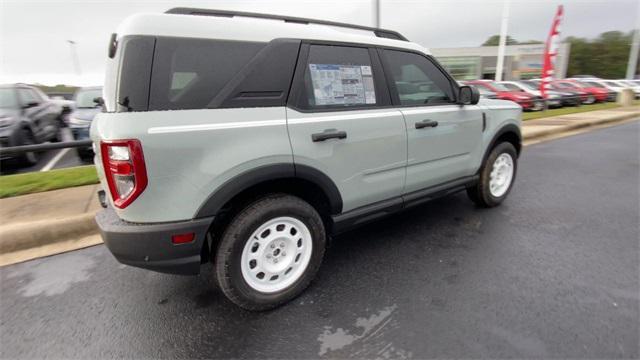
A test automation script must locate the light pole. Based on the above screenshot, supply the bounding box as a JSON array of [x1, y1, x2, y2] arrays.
[[626, 1, 640, 79], [373, 0, 381, 28], [495, 0, 510, 81], [67, 40, 82, 77]]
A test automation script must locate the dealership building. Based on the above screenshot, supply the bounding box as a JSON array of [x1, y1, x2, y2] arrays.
[[431, 43, 571, 81]]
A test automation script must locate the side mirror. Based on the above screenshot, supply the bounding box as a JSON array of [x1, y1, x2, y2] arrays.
[[93, 97, 104, 107], [458, 85, 480, 105]]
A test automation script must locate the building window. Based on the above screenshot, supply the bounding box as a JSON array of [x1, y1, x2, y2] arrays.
[[437, 57, 481, 80]]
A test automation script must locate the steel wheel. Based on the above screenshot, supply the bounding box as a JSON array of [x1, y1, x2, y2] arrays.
[[240, 216, 313, 293], [489, 153, 514, 197]]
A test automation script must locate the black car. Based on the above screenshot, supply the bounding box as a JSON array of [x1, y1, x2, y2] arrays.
[[68, 86, 102, 160], [0, 84, 63, 165]]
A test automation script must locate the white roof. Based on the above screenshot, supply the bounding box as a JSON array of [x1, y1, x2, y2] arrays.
[[116, 12, 430, 54]]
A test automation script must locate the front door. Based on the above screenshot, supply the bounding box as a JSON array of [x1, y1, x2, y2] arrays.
[[286, 44, 407, 213], [380, 49, 483, 194]]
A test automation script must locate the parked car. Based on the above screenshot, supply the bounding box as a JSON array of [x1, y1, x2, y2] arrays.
[[68, 86, 103, 160], [553, 80, 608, 104], [520, 80, 581, 107], [0, 84, 63, 165], [574, 80, 617, 101], [524, 79, 581, 107], [603, 80, 640, 99], [498, 81, 563, 108], [93, 8, 522, 310], [465, 80, 539, 110]]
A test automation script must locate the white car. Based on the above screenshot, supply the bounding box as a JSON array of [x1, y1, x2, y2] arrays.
[[498, 81, 562, 108], [594, 80, 640, 99]]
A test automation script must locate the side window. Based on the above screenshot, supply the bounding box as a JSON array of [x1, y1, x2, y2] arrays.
[[18, 89, 39, 106], [149, 38, 265, 111], [300, 45, 378, 110], [384, 50, 455, 106]]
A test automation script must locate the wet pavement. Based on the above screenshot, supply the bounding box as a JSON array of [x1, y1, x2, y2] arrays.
[[1, 121, 638, 358]]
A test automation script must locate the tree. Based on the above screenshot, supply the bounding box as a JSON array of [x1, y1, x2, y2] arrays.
[[482, 35, 519, 46], [566, 31, 633, 78]]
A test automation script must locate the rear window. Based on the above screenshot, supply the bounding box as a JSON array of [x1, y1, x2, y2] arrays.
[[148, 38, 265, 111]]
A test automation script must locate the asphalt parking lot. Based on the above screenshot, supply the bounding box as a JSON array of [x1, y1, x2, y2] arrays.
[[0, 121, 638, 359], [0, 128, 91, 175]]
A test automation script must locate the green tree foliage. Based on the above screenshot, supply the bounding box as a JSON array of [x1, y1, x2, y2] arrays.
[[566, 31, 636, 78], [482, 35, 519, 46], [482, 31, 637, 78]]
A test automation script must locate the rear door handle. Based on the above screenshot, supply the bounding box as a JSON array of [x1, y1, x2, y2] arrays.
[[312, 129, 347, 142], [415, 119, 439, 129]]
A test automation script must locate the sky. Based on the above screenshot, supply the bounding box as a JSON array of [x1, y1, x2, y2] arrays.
[[0, 0, 638, 86]]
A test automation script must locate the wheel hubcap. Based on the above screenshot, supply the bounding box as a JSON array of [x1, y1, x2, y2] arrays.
[[489, 153, 514, 197], [240, 217, 313, 293]]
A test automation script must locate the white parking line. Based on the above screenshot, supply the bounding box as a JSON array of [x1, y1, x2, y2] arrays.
[[39, 128, 75, 172], [40, 148, 70, 172]]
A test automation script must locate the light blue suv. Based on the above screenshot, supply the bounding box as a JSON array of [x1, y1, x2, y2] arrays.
[[92, 8, 522, 310]]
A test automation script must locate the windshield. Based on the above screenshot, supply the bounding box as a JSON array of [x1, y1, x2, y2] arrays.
[[475, 86, 496, 95], [74, 88, 103, 108], [489, 82, 510, 91], [0, 88, 17, 108], [519, 81, 539, 90], [501, 83, 523, 91], [585, 81, 605, 88]]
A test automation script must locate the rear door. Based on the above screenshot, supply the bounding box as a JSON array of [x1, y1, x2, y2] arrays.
[[380, 49, 483, 194], [286, 43, 407, 213], [17, 88, 52, 141]]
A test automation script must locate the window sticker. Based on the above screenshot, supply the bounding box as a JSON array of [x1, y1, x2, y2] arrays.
[[308, 64, 376, 106]]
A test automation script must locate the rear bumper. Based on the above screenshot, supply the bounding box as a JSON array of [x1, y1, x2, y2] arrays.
[[96, 206, 214, 275]]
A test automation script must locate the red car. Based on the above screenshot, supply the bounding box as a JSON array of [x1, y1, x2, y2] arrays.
[[465, 80, 539, 110], [552, 80, 608, 104]]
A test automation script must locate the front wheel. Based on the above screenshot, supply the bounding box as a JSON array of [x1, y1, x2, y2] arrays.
[[467, 142, 518, 207], [214, 194, 326, 311]]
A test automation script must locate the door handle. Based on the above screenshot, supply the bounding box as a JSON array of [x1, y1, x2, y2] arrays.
[[415, 119, 439, 129], [312, 129, 347, 142]]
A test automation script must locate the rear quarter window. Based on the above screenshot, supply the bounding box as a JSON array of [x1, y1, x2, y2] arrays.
[[148, 38, 265, 111]]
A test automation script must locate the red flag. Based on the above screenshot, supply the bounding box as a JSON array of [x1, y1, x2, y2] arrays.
[[540, 5, 564, 99]]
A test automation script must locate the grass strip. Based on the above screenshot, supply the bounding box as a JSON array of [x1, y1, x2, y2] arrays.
[[0, 165, 98, 198], [523, 102, 623, 121]]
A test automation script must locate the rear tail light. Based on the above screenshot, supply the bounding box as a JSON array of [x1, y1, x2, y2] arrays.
[[100, 139, 147, 209]]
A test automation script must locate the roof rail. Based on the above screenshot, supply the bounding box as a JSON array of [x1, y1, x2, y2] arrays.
[[165, 7, 409, 42]]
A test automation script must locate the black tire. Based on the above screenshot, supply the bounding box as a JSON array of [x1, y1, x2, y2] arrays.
[[214, 193, 326, 311], [18, 129, 39, 166], [467, 142, 518, 208]]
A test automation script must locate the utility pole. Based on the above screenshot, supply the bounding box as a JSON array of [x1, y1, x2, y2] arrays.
[[626, 0, 640, 79], [67, 40, 82, 76], [495, 0, 510, 81], [373, 0, 381, 28]]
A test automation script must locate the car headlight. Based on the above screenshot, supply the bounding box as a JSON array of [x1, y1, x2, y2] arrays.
[[68, 117, 91, 127], [0, 116, 15, 128]]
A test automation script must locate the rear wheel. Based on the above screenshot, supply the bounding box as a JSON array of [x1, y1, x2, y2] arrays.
[[214, 194, 326, 311], [467, 142, 518, 207]]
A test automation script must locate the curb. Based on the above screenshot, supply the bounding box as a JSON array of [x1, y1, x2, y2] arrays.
[[522, 112, 639, 141], [0, 213, 98, 254], [0, 110, 638, 265]]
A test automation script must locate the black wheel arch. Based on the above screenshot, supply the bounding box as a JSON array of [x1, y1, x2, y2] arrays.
[[194, 163, 343, 219], [481, 123, 522, 166]]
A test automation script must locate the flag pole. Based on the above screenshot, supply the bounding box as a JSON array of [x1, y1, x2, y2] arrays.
[[626, 1, 640, 79], [495, 0, 510, 81]]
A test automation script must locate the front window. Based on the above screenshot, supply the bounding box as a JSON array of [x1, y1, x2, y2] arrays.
[[74, 88, 103, 108], [0, 88, 17, 108], [384, 50, 454, 106]]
